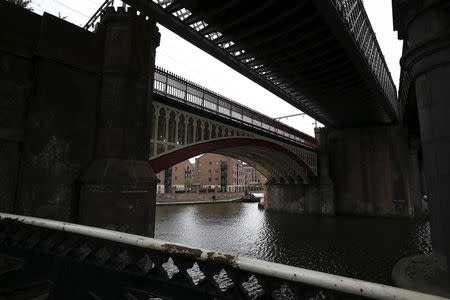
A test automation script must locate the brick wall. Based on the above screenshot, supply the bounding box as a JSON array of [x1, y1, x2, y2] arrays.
[[0, 2, 100, 220]]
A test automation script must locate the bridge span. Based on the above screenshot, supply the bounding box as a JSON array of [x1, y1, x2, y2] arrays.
[[150, 67, 318, 184]]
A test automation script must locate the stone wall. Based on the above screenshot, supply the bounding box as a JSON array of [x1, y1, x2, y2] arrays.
[[326, 125, 413, 217], [265, 183, 334, 215], [0, 2, 159, 236], [0, 4, 39, 213], [0, 2, 101, 220]]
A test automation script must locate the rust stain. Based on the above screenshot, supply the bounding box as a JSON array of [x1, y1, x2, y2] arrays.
[[160, 244, 203, 258], [206, 251, 238, 267]]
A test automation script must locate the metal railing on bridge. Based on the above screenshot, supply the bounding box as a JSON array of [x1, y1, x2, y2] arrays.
[[153, 67, 317, 149], [332, 0, 399, 117], [0, 213, 444, 299]]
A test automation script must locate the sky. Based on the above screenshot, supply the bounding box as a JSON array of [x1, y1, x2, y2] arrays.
[[28, 0, 403, 137]]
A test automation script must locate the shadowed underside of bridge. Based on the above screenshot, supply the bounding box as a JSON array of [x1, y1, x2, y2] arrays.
[[150, 138, 316, 184], [124, 0, 398, 126], [148, 99, 318, 183]]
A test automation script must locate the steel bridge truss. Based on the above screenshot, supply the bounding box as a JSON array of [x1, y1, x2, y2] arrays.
[[118, 0, 398, 126]]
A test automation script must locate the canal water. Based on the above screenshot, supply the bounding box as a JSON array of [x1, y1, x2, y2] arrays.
[[155, 201, 431, 285]]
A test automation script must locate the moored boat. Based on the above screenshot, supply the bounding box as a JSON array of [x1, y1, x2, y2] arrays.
[[241, 193, 261, 202]]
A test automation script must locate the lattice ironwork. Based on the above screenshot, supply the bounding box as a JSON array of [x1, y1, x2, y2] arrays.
[[332, 0, 399, 117]]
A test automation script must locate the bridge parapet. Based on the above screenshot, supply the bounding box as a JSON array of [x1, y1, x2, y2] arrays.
[[153, 67, 317, 149], [0, 213, 442, 299]]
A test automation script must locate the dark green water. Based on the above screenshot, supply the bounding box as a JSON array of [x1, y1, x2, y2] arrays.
[[155, 202, 431, 284]]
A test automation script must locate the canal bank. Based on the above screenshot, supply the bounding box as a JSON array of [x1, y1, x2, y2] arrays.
[[157, 197, 242, 205], [156, 191, 247, 205]]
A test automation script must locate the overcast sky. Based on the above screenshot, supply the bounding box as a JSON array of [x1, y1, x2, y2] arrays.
[[29, 0, 403, 136]]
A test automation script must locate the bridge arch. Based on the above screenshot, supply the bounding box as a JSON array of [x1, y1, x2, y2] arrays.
[[149, 137, 316, 184], [149, 102, 318, 181]]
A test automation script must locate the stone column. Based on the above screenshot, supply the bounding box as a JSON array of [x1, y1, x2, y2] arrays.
[[153, 109, 160, 156], [79, 7, 160, 236], [399, 0, 450, 276], [408, 135, 426, 217], [315, 127, 335, 215], [164, 112, 170, 151]]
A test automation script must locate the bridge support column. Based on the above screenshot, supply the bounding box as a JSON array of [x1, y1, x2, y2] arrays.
[[265, 183, 332, 215], [392, 1, 450, 294], [326, 125, 413, 217], [79, 7, 160, 236], [315, 127, 335, 215], [408, 136, 428, 217]]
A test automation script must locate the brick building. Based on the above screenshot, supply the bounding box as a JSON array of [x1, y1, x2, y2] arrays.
[[193, 153, 245, 192], [156, 160, 193, 193], [156, 155, 265, 193], [242, 164, 266, 191]]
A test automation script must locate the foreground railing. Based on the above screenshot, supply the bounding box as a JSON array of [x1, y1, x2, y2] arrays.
[[332, 0, 399, 118], [153, 67, 317, 149], [0, 213, 444, 299]]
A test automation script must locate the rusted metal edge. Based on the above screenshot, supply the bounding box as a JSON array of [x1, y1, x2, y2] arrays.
[[0, 213, 446, 300]]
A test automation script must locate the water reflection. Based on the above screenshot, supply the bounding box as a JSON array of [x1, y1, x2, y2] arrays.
[[155, 202, 431, 284]]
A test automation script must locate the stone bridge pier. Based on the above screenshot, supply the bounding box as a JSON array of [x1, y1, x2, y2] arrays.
[[264, 124, 415, 217], [264, 183, 334, 215], [320, 125, 413, 217], [79, 8, 160, 236], [0, 3, 160, 237], [264, 124, 416, 218], [264, 127, 334, 215], [392, 0, 450, 292]]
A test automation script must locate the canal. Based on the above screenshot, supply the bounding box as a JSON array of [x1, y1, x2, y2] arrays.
[[155, 201, 432, 285]]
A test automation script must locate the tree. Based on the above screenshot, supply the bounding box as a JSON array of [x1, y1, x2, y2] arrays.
[[6, 0, 33, 10], [58, 12, 67, 20], [184, 178, 192, 191]]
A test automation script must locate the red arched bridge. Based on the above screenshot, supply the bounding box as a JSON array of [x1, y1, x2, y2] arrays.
[[149, 67, 318, 183]]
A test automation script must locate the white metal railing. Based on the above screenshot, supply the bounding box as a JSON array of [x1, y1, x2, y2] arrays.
[[0, 213, 446, 300]]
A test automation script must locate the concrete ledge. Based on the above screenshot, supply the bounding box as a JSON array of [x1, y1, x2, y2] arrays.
[[156, 197, 242, 206], [392, 254, 450, 298]]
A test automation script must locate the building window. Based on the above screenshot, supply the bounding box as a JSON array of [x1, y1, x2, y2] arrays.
[[175, 176, 177, 180], [175, 167, 177, 171], [209, 162, 212, 165], [208, 178, 211, 182]]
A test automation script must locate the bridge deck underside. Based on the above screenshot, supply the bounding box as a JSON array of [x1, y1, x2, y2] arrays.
[[125, 0, 398, 126]]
